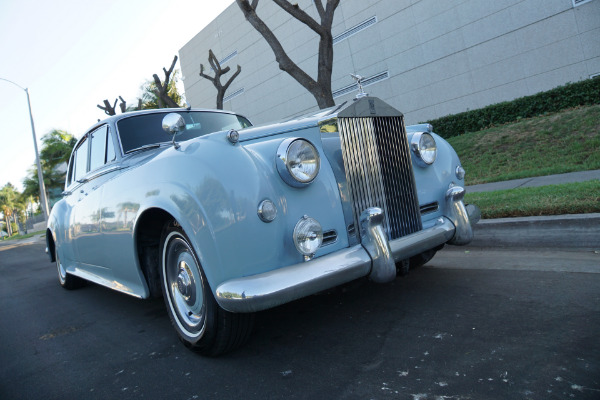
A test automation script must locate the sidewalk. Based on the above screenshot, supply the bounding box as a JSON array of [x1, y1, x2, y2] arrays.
[[466, 169, 600, 193], [465, 169, 600, 249]]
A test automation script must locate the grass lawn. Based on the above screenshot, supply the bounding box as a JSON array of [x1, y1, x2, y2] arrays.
[[447, 104, 600, 185], [445, 104, 600, 218], [1, 230, 45, 241], [465, 180, 600, 219]]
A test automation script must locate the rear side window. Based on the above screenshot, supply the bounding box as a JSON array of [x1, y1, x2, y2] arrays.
[[73, 138, 89, 183], [106, 129, 116, 162], [89, 126, 108, 172]]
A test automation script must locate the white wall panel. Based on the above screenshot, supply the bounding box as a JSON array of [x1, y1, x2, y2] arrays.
[[180, 0, 600, 125]]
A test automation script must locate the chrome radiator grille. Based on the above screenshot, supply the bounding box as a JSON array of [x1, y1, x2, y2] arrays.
[[338, 116, 422, 240]]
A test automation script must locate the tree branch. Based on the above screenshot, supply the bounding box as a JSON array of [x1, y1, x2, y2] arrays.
[[118, 96, 127, 113], [237, 0, 319, 94], [223, 65, 242, 93], [313, 0, 325, 20], [272, 0, 323, 35]]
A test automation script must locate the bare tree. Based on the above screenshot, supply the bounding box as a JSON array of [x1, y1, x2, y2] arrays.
[[97, 56, 181, 117], [199, 49, 242, 109], [153, 55, 181, 108], [97, 97, 130, 116], [237, 0, 340, 109], [118, 96, 128, 113], [97, 98, 119, 116]]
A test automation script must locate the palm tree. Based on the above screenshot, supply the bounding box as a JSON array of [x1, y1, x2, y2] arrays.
[[0, 183, 18, 237], [22, 129, 77, 207]]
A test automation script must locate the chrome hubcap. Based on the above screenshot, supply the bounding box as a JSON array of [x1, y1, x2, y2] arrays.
[[164, 233, 205, 337], [176, 261, 194, 302]]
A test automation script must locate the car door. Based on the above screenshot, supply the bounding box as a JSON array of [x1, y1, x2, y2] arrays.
[[71, 125, 118, 270], [56, 141, 87, 271]]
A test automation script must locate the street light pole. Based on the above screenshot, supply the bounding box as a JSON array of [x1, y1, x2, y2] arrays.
[[0, 78, 50, 223]]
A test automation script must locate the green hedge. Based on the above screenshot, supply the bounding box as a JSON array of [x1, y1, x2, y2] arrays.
[[427, 78, 600, 139]]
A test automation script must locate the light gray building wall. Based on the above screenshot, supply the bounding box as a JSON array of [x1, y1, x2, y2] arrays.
[[179, 0, 600, 125]]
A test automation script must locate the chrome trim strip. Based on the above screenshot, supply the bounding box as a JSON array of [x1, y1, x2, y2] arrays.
[[239, 122, 317, 143], [84, 165, 125, 181], [70, 267, 143, 299], [420, 202, 439, 214], [215, 216, 456, 313], [322, 229, 338, 245]]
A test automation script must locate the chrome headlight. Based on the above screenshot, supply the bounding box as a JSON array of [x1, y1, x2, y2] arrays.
[[293, 216, 323, 260], [456, 165, 466, 180], [410, 132, 437, 167], [276, 138, 320, 187]]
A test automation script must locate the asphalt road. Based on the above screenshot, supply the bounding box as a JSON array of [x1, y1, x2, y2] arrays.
[[1, 239, 598, 400]]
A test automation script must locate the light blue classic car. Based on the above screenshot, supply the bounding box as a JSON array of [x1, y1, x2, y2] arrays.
[[47, 96, 479, 355]]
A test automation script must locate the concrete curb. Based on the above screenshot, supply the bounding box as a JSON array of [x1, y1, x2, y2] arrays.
[[470, 213, 600, 249]]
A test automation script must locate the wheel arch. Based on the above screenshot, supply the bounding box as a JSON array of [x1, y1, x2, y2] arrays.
[[134, 207, 175, 298], [46, 228, 56, 262]]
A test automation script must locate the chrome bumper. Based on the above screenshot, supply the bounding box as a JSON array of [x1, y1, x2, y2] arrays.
[[215, 187, 476, 313]]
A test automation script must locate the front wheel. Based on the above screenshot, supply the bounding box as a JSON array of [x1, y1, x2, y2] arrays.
[[160, 224, 254, 356], [409, 245, 443, 269]]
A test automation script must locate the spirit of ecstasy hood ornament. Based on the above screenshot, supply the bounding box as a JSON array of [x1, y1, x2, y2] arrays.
[[350, 74, 368, 99]]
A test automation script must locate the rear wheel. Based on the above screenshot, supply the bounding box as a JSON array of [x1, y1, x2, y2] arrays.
[[56, 251, 85, 289], [160, 223, 253, 356]]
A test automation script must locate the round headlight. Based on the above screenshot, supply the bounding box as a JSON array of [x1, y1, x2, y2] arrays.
[[411, 132, 437, 167], [293, 216, 323, 259], [276, 138, 320, 187], [456, 166, 466, 180]]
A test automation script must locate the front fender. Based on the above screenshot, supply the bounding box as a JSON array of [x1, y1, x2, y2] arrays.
[[407, 131, 464, 223]]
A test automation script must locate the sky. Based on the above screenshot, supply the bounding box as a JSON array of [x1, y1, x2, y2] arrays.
[[0, 0, 234, 191]]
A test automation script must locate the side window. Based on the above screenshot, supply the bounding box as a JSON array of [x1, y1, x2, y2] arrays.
[[89, 126, 108, 172], [106, 127, 116, 163], [66, 153, 75, 188], [73, 138, 89, 182]]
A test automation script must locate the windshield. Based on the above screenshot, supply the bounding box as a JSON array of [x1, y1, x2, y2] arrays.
[[117, 111, 252, 153]]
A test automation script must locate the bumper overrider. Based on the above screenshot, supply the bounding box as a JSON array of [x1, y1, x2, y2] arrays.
[[216, 186, 479, 313]]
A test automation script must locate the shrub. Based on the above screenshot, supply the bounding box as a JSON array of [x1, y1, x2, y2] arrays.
[[427, 78, 600, 138]]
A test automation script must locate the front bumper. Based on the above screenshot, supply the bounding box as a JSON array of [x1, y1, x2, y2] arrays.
[[216, 186, 477, 313]]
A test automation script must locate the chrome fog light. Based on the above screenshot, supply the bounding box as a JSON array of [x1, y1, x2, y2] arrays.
[[257, 199, 277, 222], [411, 132, 437, 167], [276, 138, 320, 187], [293, 216, 323, 260], [456, 165, 466, 180]]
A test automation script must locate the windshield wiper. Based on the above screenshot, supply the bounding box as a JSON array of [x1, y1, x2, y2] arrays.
[[127, 143, 163, 153]]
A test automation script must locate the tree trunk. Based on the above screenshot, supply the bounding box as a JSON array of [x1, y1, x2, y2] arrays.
[[237, 0, 339, 109]]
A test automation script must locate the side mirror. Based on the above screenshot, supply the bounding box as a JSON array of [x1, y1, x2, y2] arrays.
[[162, 113, 186, 148]]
